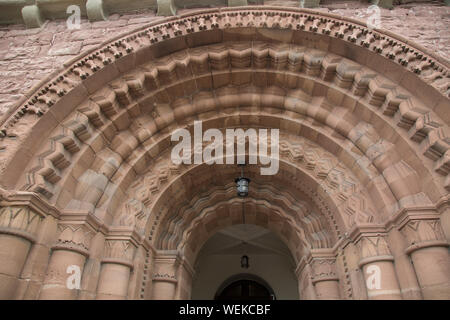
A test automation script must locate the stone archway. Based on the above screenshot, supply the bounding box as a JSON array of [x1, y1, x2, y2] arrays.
[[0, 6, 449, 300]]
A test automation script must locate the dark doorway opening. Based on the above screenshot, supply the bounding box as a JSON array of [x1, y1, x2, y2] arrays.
[[215, 276, 275, 300]]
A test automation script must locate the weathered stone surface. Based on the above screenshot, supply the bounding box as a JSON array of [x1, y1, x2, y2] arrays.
[[0, 3, 448, 301], [48, 42, 83, 56], [0, 2, 448, 117]]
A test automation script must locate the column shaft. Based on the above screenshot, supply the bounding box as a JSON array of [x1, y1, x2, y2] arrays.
[[39, 248, 87, 299], [96, 262, 132, 299], [360, 256, 402, 299], [400, 215, 450, 299], [407, 243, 450, 299]]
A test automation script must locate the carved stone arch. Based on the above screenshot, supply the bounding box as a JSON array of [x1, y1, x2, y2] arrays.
[[119, 138, 379, 237], [0, 6, 448, 300], [0, 8, 448, 203]]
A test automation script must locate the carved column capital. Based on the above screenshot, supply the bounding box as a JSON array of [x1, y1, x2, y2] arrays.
[[0, 188, 60, 240], [349, 225, 402, 299], [348, 224, 394, 267], [307, 250, 339, 284], [296, 249, 340, 300], [101, 226, 141, 269], [152, 250, 181, 283], [52, 210, 105, 256], [0, 206, 43, 242], [393, 208, 449, 254]]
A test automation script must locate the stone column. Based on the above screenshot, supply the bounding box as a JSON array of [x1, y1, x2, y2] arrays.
[[398, 211, 450, 299], [295, 257, 317, 300], [308, 250, 341, 300], [39, 219, 95, 300], [152, 250, 181, 300], [352, 226, 402, 300], [96, 227, 139, 299], [0, 205, 43, 299], [175, 257, 195, 300]]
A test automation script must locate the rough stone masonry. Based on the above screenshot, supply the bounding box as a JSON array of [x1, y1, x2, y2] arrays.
[[0, 1, 449, 117]]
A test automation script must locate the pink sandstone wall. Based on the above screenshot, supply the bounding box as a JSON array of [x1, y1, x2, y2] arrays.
[[0, 1, 448, 117]]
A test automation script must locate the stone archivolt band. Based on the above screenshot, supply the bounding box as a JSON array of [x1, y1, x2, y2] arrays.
[[0, 6, 448, 300]]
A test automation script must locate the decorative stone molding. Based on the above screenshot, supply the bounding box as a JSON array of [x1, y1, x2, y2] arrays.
[[124, 133, 373, 254], [102, 226, 142, 268], [54, 223, 94, 256], [0, 9, 447, 225], [0, 188, 60, 241], [0, 4, 447, 301], [51, 210, 106, 256], [0, 188, 59, 219], [152, 273, 178, 283], [390, 207, 450, 299], [0, 206, 42, 242], [156, 177, 338, 250], [307, 250, 339, 285], [391, 207, 449, 253], [349, 224, 403, 299], [348, 224, 393, 263], [1, 7, 447, 136], [152, 250, 181, 282], [114, 198, 150, 236], [151, 250, 182, 299]]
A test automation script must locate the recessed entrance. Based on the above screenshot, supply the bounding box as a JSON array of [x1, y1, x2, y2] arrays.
[[191, 224, 299, 300], [215, 274, 275, 300]]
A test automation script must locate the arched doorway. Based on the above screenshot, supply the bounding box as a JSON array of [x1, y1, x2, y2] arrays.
[[191, 224, 298, 300], [215, 274, 276, 301], [0, 6, 448, 300]]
